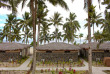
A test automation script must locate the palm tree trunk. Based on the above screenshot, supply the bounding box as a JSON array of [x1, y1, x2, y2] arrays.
[[37, 22, 40, 46], [80, 38, 81, 44], [31, 0, 37, 74], [9, 25, 11, 43], [93, 24, 95, 42], [88, 0, 92, 74]]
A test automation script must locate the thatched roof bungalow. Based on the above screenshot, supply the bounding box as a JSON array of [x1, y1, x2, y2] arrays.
[[79, 42, 110, 61], [36, 42, 81, 62], [0, 43, 31, 62]]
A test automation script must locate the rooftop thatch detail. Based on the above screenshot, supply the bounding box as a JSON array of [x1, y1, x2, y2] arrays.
[[36, 42, 81, 51], [0, 43, 31, 51], [80, 42, 110, 50]]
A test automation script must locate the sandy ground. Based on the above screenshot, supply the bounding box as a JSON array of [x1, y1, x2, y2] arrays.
[[30, 47, 33, 54]]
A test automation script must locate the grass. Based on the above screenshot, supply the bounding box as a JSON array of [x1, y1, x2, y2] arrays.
[[103, 70, 110, 74]]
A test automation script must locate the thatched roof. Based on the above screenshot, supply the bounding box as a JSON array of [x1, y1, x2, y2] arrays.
[[80, 42, 110, 50], [0, 43, 31, 51], [36, 42, 81, 51]]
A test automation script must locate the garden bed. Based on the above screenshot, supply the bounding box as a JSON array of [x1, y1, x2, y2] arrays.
[[0, 56, 29, 67], [103, 70, 110, 74], [92, 61, 105, 67], [28, 59, 85, 68], [0, 70, 88, 74]]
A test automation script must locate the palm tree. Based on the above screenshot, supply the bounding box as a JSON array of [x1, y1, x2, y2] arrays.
[[84, 5, 103, 42], [21, 0, 69, 73], [40, 22, 50, 44], [94, 30, 103, 42], [49, 12, 63, 42], [0, 0, 21, 14], [18, 12, 32, 44], [79, 33, 83, 44], [37, 0, 48, 46], [5, 14, 17, 42], [63, 12, 80, 43], [102, 0, 110, 9], [0, 29, 3, 43]]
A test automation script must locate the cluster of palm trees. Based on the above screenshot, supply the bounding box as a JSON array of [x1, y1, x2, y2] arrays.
[[0, 0, 110, 74]]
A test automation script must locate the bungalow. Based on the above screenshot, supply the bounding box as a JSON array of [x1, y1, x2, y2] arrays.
[[80, 42, 110, 61], [0, 43, 31, 62], [36, 42, 81, 62]]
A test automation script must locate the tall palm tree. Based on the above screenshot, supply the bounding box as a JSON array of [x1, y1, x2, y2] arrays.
[[18, 12, 32, 44], [79, 33, 83, 44], [102, 0, 110, 9], [21, 0, 69, 73], [40, 22, 50, 44], [0, 0, 21, 14], [63, 12, 80, 43], [49, 12, 63, 42], [84, 0, 102, 73], [37, 0, 48, 46], [5, 14, 17, 42], [84, 5, 103, 42]]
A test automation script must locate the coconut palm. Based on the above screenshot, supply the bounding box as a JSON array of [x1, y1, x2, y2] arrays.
[[84, 5, 103, 42], [37, 0, 48, 46], [49, 12, 63, 42], [40, 22, 50, 44], [102, 0, 110, 9], [5, 14, 17, 42], [18, 12, 32, 44], [94, 30, 103, 42], [84, 0, 102, 73], [21, 0, 69, 73], [63, 12, 80, 43], [0, 0, 21, 13], [0, 29, 3, 43], [79, 33, 83, 44]]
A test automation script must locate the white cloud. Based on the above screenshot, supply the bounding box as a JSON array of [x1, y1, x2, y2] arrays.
[[0, 23, 5, 27]]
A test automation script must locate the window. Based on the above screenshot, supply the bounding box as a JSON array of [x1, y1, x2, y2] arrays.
[[46, 51, 52, 53], [0, 51, 5, 53], [65, 51, 70, 53], [104, 50, 109, 53]]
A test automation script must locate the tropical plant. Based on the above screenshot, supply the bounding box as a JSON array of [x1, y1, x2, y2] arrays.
[[84, 0, 103, 73], [40, 22, 50, 44], [0, 29, 3, 43], [5, 14, 17, 42], [63, 12, 80, 43], [84, 5, 103, 41], [37, 0, 48, 46], [79, 33, 83, 44], [18, 12, 32, 44], [51, 28, 62, 42], [102, 0, 110, 9], [21, 0, 69, 73], [94, 30, 103, 42]]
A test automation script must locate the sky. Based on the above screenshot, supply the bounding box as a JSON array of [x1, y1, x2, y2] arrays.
[[0, 0, 107, 44]]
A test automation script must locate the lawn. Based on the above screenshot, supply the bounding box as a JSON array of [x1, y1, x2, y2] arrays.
[[0, 56, 29, 67], [28, 59, 85, 68]]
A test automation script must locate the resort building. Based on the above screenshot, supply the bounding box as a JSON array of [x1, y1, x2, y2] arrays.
[[0, 43, 31, 62], [36, 42, 81, 62], [80, 42, 110, 61]]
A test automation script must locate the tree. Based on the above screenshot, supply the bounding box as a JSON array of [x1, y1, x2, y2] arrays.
[[84, 5, 103, 41], [94, 30, 103, 42], [49, 12, 63, 42], [40, 22, 50, 44], [102, 0, 110, 9], [18, 12, 32, 44], [5, 14, 17, 42], [37, 0, 48, 46], [79, 33, 83, 44], [21, 0, 69, 73], [63, 12, 80, 43], [0, 29, 3, 43]]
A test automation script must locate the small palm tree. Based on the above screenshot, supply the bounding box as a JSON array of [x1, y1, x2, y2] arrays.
[[49, 12, 63, 42], [63, 12, 80, 43], [79, 33, 83, 44]]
